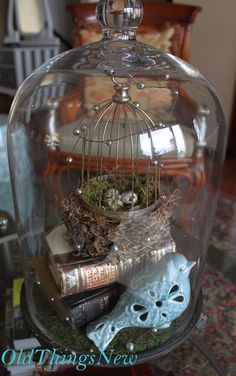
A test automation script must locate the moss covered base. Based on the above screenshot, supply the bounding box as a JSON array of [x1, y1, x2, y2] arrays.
[[31, 284, 181, 355]]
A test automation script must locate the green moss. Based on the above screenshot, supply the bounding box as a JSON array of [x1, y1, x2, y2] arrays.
[[34, 285, 179, 354], [82, 179, 110, 206], [81, 175, 158, 210], [133, 175, 157, 207]]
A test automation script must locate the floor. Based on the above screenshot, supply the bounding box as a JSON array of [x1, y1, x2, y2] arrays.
[[150, 158, 236, 375], [210, 158, 236, 281]]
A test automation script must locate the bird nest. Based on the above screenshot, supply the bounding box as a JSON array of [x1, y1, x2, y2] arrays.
[[61, 183, 179, 261], [81, 174, 158, 212]]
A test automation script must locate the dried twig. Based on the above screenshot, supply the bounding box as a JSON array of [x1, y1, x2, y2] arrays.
[[61, 189, 179, 261], [105, 190, 179, 263]]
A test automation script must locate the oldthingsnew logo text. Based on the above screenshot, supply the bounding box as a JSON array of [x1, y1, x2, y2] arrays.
[[1, 348, 138, 371]]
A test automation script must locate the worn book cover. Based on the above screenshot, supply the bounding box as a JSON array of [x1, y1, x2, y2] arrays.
[[31, 255, 124, 328], [46, 224, 130, 296], [46, 224, 176, 296]]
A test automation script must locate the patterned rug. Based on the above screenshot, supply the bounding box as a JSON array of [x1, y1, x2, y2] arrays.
[[151, 194, 236, 375], [211, 195, 236, 256], [151, 266, 236, 375]]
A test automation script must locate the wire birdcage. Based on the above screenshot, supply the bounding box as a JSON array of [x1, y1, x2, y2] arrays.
[[68, 76, 163, 218]]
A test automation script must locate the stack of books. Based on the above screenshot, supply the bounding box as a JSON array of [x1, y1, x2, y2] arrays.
[[31, 224, 125, 329], [31, 224, 176, 329]]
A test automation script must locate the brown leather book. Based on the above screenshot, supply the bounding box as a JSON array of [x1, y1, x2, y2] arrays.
[[46, 224, 176, 297], [31, 255, 123, 328], [46, 224, 133, 296]]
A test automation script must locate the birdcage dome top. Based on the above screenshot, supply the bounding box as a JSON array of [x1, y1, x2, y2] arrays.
[[20, 39, 202, 82], [14, 0, 203, 85]]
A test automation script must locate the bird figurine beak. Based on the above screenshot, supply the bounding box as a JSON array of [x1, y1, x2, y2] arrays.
[[183, 261, 196, 275]]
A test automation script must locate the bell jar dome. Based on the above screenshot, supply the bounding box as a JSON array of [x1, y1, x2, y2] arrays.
[[8, 0, 226, 366]]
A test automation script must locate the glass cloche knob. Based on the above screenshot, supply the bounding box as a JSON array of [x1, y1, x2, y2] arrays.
[[96, 0, 143, 39]]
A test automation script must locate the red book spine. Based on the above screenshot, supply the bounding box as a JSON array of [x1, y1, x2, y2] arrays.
[[58, 262, 119, 296]]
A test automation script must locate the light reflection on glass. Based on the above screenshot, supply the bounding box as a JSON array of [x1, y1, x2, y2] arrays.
[[139, 124, 187, 158]]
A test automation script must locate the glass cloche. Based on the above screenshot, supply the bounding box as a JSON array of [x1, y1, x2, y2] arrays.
[[8, 0, 226, 366]]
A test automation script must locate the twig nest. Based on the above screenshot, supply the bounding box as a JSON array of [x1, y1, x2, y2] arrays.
[[121, 191, 138, 206], [103, 188, 124, 210]]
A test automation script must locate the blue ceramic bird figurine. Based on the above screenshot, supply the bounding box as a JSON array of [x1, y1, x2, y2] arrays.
[[86, 252, 195, 351]]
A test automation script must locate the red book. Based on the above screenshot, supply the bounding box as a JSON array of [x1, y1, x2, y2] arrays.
[[46, 224, 176, 297], [31, 256, 123, 328]]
